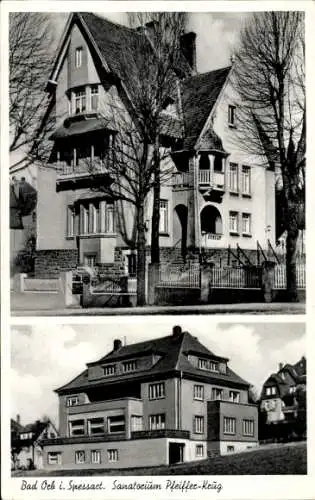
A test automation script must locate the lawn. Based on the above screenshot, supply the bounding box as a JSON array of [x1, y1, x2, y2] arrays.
[[12, 442, 306, 477]]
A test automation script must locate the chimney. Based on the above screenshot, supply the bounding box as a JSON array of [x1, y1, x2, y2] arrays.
[[180, 32, 197, 72], [113, 339, 122, 351], [172, 325, 182, 337], [16, 414, 21, 425], [279, 363, 283, 371]]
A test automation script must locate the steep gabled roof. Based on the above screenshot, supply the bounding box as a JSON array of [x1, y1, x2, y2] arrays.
[[180, 66, 231, 149], [56, 331, 250, 393]]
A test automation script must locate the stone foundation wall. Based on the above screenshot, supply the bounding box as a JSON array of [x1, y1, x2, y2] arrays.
[[35, 250, 78, 278]]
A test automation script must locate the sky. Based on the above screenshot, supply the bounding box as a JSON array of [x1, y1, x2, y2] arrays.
[[51, 11, 249, 73], [11, 320, 305, 428]]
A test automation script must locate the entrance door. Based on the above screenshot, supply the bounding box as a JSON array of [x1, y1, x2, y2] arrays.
[[169, 442, 185, 465]]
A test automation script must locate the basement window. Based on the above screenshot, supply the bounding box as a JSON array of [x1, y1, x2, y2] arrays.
[[47, 452, 62, 465]]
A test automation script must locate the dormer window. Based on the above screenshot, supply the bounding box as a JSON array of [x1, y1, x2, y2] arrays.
[[122, 359, 138, 373], [103, 364, 116, 376], [198, 358, 219, 372], [265, 386, 277, 396], [75, 47, 83, 68], [74, 88, 86, 114], [228, 105, 236, 126], [66, 395, 79, 407], [70, 85, 100, 115]]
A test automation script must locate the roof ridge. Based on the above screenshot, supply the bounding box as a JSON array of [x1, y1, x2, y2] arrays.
[[79, 12, 143, 37], [182, 65, 231, 83]]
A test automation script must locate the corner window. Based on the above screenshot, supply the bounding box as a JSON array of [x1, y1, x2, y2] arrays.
[[229, 211, 239, 234], [159, 200, 169, 234], [149, 414, 165, 430], [194, 416, 204, 434], [75, 47, 83, 68], [243, 419, 254, 437], [228, 105, 236, 126], [107, 415, 125, 434], [223, 417, 236, 435], [108, 449, 118, 462], [47, 452, 61, 465], [91, 450, 101, 464], [193, 385, 204, 401], [149, 382, 165, 400], [75, 450, 85, 464]]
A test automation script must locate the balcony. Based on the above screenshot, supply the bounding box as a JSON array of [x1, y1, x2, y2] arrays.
[[199, 170, 225, 189], [131, 429, 190, 440], [67, 397, 142, 415], [56, 157, 113, 191], [172, 171, 193, 189]]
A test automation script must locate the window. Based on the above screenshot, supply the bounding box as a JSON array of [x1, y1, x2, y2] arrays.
[[243, 419, 254, 437], [242, 213, 251, 235], [107, 415, 125, 434], [229, 211, 239, 234], [69, 419, 85, 437], [194, 416, 205, 434], [67, 206, 76, 238], [73, 88, 86, 114], [88, 417, 104, 436], [223, 417, 236, 434], [103, 364, 116, 376], [91, 450, 101, 464], [75, 47, 83, 68], [198, 358, 219, 372], [75, 450, 85, 464], [108, 449, 118, 462], [79, 202, 115, 235], [91, 85, 99, 110], [229, 163, 239, 192], [122, 360, 138, 373], [229, 391, 240, 403], [196, 444, 204, 457], [149, 382, 165, 400], [211, 388, 223, 400], [131, 416, 143, 432], [149, 414, 166, 430], [194, 385, 204, 401], [227, 445, 235, 453], [266, 386, 277, 396], [241, 166, 251, 195], [228, 105, 236, 126], [127, 253, 137, 276], [66, 396, 79, 407], [47, 452, 61, 465], [159, 200, 169, 234]]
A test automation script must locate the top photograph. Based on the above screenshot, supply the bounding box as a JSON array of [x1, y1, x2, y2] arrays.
[[9, 11, 305, 316]]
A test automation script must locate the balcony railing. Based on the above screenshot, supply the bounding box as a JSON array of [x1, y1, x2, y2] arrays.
[[131, 429, 190, 440], [198, 170, 225, 189], [172, 171, 193, 187], [56, 159, 110, 179]]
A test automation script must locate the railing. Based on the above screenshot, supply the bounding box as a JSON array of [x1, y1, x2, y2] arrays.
[[204, 233, 222, 241], [157, 262, 201, 289], [199, 169, 211, 184], [131, 429, 190, 440], [198, 170, 225, 188], [273, 263, 306, 289], [172, 171, 192, 187], [56, 158, 111, 178], [211, 266, 262, 289]]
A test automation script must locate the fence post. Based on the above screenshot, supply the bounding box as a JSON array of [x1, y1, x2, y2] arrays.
[[81, 275, 92, 308], [147, 263, 159, 305], [200, 266, 212, 304], [60, 271, 81, 307], [261, 261, 276, 303], [19, 273, 27, 292]]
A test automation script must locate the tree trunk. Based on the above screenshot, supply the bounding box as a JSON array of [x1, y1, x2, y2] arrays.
[[151, 137, 160, 264], [136, 201, 146, 306], [286, 226, 299, 302]]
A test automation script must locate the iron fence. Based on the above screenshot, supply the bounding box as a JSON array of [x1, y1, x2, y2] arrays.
[[156, 263, 201, 289], [273, 264, 306, 289], [210, 266, 262, 289]]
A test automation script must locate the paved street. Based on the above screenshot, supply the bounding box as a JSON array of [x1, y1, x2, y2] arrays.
[[11, 291, 305, 316]]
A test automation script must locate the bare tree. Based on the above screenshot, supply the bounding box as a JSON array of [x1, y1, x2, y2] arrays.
[[127, 12, 189, 264], [9, 13, 54, 168], [231, 12, 305, 301]]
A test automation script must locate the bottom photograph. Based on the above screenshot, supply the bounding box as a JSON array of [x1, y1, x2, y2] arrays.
[[11, 320, 306, 476]]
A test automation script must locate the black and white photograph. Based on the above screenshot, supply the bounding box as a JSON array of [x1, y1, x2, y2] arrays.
[[10, 320, 306, 476], [8, 8, 305, 316]]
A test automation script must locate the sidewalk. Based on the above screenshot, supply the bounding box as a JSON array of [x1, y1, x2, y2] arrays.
[[11, 291, 305, 316]]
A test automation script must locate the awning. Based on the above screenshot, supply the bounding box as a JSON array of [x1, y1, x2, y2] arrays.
[[50, 115, 116, 140]]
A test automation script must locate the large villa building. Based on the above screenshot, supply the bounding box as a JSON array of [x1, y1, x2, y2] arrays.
[[10, 12, 276, 279], [41, 326, 258, 470]]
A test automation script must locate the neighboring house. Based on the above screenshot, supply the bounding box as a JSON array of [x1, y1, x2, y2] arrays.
[[33, 12, 275, 278], [260, 356, 306, 426], [11, 415, 58, 470], [41, 325, 258, 470]]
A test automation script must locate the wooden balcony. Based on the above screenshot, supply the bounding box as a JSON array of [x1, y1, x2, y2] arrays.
[[198, 170, 225, 201], [56, 157, 113, 191]]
